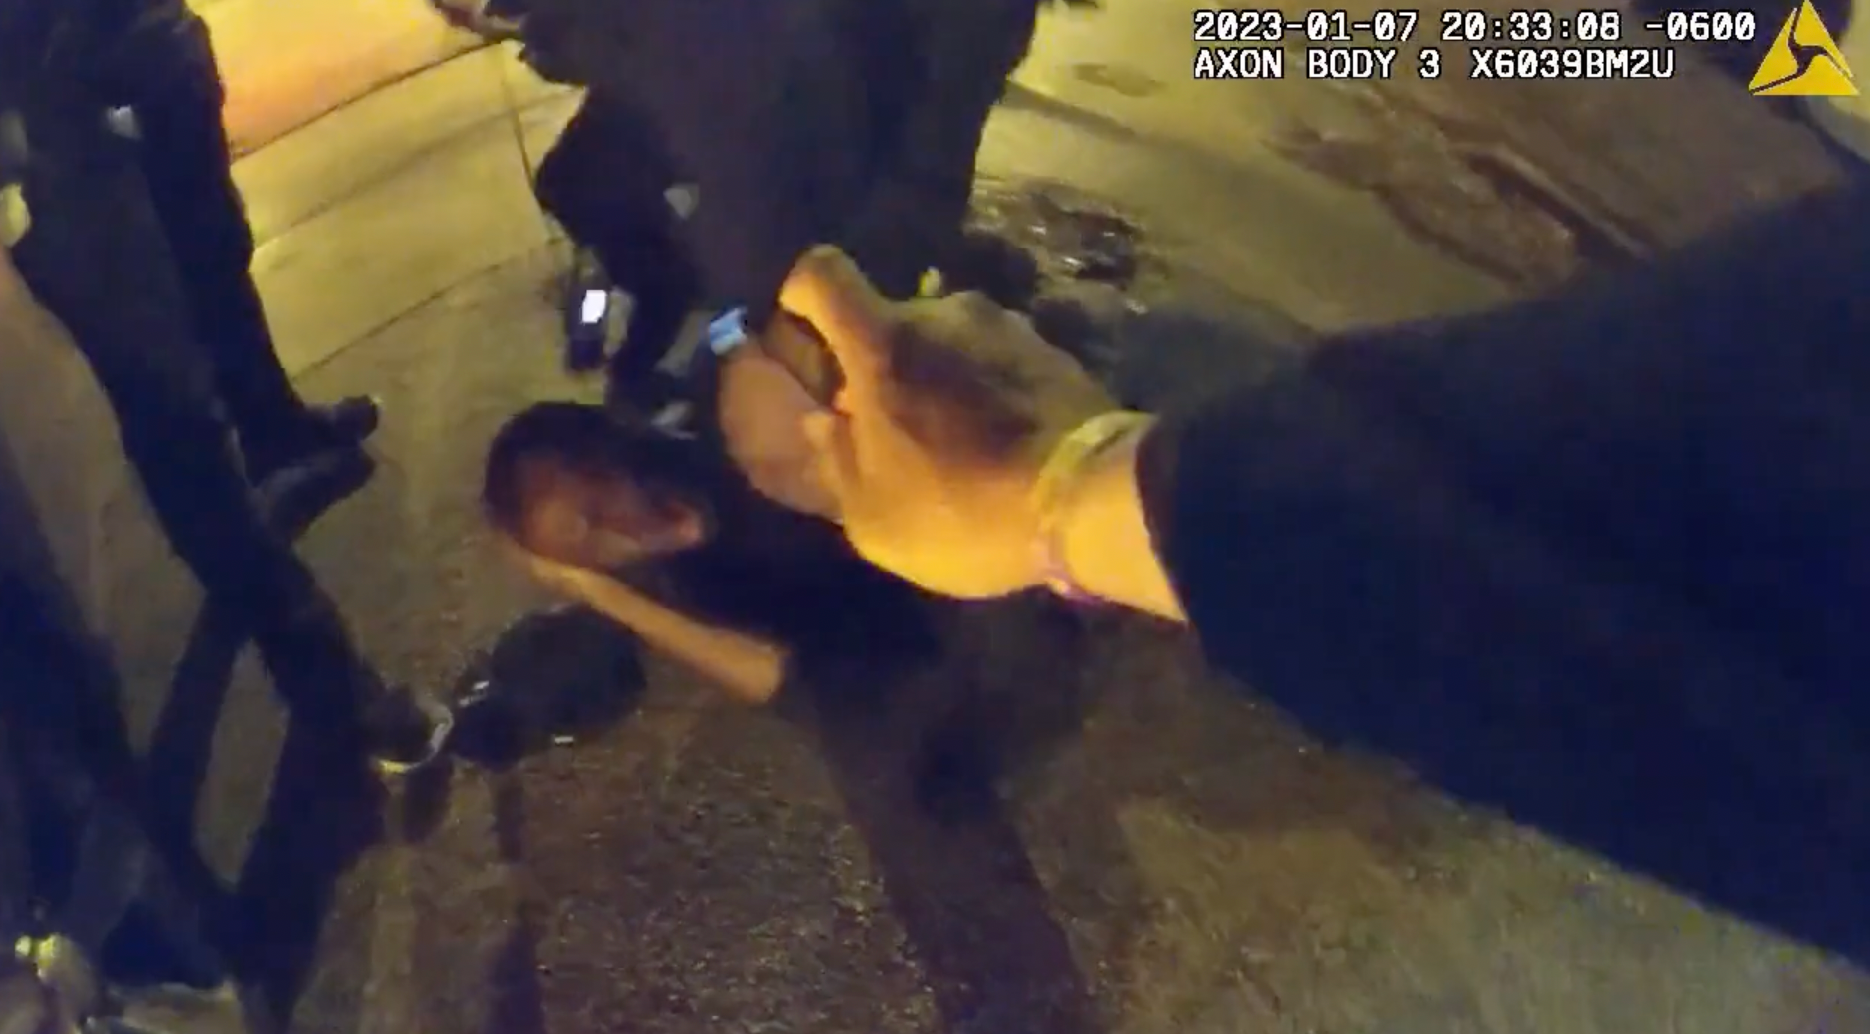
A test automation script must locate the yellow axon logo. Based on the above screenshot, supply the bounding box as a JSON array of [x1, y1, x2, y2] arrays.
[[1748, 0, 1857, 96]]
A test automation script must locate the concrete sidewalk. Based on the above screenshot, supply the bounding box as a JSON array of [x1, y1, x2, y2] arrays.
[[200, 0, 481, 155]]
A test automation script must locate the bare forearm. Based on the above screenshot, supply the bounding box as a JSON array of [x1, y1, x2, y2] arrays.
[[564, 573, 790, 705], [1052, 421, 1186, 622]]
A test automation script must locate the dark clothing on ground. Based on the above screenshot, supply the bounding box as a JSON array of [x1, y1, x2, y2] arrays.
[[655, 487, 935, 703], [1136, 183, 1870, 962], [8, 77, 315, 625]]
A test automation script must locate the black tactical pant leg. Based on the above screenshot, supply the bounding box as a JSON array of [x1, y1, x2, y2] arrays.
[[535, 96, 702, 384], [9, 104, 317, 627], [122, 17, 308, 446]]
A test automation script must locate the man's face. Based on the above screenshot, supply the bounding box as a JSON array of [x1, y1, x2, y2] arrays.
[[514, 457, 706, 570]]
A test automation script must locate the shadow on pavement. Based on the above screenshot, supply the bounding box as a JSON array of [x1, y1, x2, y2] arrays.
[[0, 434, 227, 985], [132, 458, 389, 1024], [389, 607, 651, 1034], [482, 773, 546, 1034], [142, 450, 382, 864], [448, 592, 1118, 1032], [140, 609, 241, 877], [807, 597, 1115, 1034], [226, 727, 385, 1023]]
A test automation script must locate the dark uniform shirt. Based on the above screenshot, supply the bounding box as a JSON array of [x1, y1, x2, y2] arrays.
[[2, 0, 205, 109], [1138, 183, 1870, 963]]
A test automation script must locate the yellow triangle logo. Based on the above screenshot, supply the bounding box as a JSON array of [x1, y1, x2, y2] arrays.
[[1749, 0, 1857, 97]]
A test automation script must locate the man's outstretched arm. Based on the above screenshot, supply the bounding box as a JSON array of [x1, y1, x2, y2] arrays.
[[545, 566, 790, 706]]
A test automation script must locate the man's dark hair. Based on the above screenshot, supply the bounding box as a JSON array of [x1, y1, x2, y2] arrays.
[[481, 401, 715, 537]]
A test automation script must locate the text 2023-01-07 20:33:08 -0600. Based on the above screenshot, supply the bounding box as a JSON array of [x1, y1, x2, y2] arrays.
[[1186, 7, 1761, 80]]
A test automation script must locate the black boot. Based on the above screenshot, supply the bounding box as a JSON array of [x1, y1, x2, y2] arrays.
[[239, 396, 382, 489], [562, 248, 615, 373], [251, 598, 455, 776], [96, 905, 228, 993]]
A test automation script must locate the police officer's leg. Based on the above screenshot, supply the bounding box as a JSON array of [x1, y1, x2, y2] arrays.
[[532, 94, 675, 252], [861, 0, 1042, 297], [604, 226, 702, 397], [535, 98, 702, 397], [9, 104, 437, 767], [0, 727, 29, 959], [533, 96, 612, 251], [124, 13, 378, 486], [0, 587, 228, 991], [11, 106, 316, 637]]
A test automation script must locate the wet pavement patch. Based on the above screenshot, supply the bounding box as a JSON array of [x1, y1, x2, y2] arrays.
[[967, 179, 1148, 292], [955, 180, 1159, 374], [956, 179, 1315, 402]]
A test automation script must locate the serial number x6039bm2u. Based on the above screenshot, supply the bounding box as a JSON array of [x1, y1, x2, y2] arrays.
[[1466, 45, 1676, 78]]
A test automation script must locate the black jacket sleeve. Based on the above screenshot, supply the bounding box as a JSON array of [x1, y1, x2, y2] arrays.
[[1136, 183, 1870, 962], [0, 0, 51, 103]]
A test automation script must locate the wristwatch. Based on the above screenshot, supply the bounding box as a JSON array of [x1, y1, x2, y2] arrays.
[[1030, 410, 1154, 603], [706, 306, 750, 357]]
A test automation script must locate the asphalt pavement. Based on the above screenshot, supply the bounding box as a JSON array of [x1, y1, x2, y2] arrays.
[[2, 4, 1868, 1032]]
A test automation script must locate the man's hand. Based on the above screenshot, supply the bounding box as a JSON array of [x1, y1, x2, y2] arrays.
[[500, 537, 598, 598], [779, 246, 1115, 598]]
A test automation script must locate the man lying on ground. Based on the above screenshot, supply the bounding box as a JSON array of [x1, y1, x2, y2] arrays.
[[474, 266, 1162, 706], [479, 316, 932, 705]]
